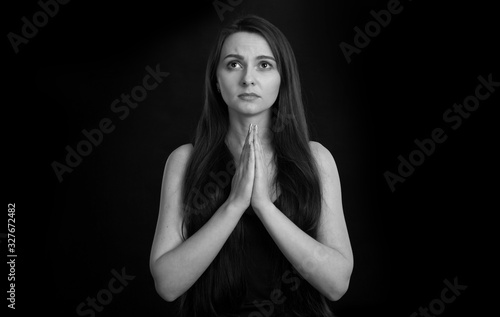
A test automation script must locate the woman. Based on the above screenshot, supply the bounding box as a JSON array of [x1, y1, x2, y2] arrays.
[[150, 15, 353, 316]]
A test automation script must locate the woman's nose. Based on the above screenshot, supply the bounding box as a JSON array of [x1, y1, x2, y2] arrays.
[[241, 68, 256, 86]]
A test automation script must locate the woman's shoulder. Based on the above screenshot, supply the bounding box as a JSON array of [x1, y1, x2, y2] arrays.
[[164, 143, 194, 173], [308, 141, 337, 170], [308, 141, 332, 159], [170, 143, 194, 159]]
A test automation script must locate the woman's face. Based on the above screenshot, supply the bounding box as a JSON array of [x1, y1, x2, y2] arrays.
[[216, 32, 281, 116]]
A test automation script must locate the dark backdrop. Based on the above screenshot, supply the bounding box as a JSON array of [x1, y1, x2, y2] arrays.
[[4, 0, 497, 316]]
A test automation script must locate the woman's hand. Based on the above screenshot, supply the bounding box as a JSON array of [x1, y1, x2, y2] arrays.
[[251, 125, 273, 212], [226, 124, 255, 213]]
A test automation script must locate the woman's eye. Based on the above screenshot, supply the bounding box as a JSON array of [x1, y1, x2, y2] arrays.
[[260, 62, 273, 69], [227, 62, 242, 69]]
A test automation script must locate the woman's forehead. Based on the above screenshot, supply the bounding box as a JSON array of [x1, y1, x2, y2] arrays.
[[220, 32, 274, 59]]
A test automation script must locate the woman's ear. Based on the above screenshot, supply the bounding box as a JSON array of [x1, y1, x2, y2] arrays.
[[216, 82, 221, 93]]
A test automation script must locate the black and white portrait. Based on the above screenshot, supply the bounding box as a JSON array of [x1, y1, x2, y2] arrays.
[[5, 0, 496, 316]]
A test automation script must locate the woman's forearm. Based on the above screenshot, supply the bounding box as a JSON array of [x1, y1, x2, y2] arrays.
[[151, 201, 243, 302], [254, 202, 352, 301]]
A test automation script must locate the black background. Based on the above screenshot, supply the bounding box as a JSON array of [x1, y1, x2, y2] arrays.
[[4, 0, 498, 316]]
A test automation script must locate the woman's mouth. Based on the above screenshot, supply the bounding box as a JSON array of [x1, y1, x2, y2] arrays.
[[238, 93, 260, 101]]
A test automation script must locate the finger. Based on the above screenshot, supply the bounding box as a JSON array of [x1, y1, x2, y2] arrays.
[[254, 125, 263, 159], [248, 124, 255, 166], [253, 125, 261, 169], [247, 124, 254, 154], [239, 125, 252, 171], [239, 124, 252, 163], [243, 124, 252, 150], [252, 123, 256, 145], [255, 124, 260, 151], [255, 130, 268, 180], [247, 124, 255, 168]]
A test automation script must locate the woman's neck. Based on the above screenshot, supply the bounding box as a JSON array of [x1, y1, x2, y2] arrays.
[[225, 108, 273, 159]]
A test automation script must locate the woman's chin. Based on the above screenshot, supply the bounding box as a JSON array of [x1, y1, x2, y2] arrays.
[[229, 101, 271, 116]]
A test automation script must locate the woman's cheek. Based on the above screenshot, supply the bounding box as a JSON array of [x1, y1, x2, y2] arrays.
[[267, 75, 281, 102]]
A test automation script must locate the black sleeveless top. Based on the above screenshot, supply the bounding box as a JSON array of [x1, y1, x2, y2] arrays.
[[233, 204, 290, 317]]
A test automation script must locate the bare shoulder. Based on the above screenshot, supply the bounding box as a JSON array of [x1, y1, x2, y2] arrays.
[[169, 143, 194, 162], [308, 141, 337, 171], [164, 143, 194, 174]]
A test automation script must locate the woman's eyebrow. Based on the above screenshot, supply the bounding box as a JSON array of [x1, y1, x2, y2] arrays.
[[223, 53, 276, 61], [256, 55, 276, 61]]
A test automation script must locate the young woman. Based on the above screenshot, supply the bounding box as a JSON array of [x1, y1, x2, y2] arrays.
[[150, 15, 353, 316]]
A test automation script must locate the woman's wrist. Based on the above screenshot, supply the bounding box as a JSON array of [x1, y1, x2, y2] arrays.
[[222, 200, 248, 218], [251, 199, 275, 216]]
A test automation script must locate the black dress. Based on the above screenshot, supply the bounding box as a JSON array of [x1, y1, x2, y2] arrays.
[[234, 204, 292, 317]]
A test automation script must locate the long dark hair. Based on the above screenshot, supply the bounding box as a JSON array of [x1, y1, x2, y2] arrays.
[[179, 15, 333, 316]]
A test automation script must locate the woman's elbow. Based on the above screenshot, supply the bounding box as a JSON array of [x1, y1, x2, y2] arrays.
[[326, 278, 350, 301], [150, 261, 182, 302], [326, 263, 353, 301], [154, 280, 181, 302]]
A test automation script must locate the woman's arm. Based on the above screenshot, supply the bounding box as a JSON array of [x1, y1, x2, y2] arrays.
[[150, 127, 255, 302], [252, 135, 353, 301], [151, 191, 242, 302]]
